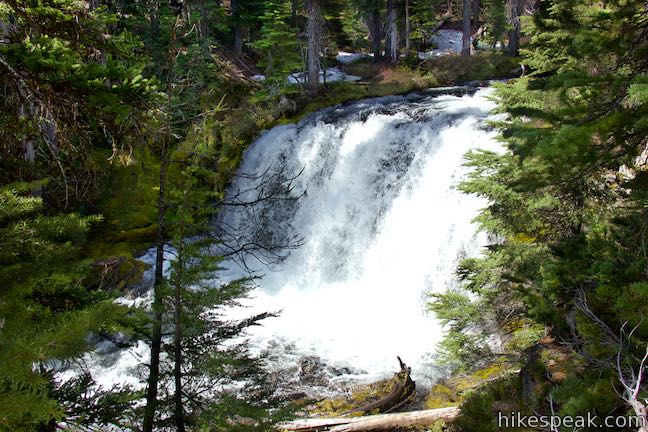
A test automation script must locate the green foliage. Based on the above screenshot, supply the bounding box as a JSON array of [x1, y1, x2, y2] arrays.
[[0, 183, 128, 430], [480, 0, 508, 49], [430, 0, 648, 424], [51, 372, 140, 429], [452, 376, 523, 432], [338, 5, 369, 49], [142, 127, 290, 430], [0, 0, 160, 204], [250, 0, 302, 92], [418, 53, 518, 85], [409, 0, 444, 49]]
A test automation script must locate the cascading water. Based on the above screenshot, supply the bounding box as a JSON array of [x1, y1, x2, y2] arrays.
[[217, 86, 503, 392], [73, 86, 503, 397]]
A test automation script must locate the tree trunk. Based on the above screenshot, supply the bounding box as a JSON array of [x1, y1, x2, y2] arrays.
[[142, 17, 179, 432], [461, 0, 471, 56], [367, 7, 383, 60], [232, 0, 242, 56], [386, 0, 398, 64], [507, 0, 522, 56], [233, 24, 243, 56], [173, 219, 186, 432], [142, 120, 166, 432], [280, 407, 461, 432], [471, 0, 480, 49], [404, 0, 411, 56], [345, 357, 415, 416], [149, 0, 159, 41], [197, 0, 210, 38], [306, 0, 322, 94], [291, 0, 298, 26], [19, 105, 35, 164]]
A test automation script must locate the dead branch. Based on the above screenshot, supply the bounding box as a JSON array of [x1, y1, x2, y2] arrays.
[[616, 321, 648, 432]]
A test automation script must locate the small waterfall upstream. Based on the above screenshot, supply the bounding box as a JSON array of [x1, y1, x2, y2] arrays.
[[74, 86, 503, 397]]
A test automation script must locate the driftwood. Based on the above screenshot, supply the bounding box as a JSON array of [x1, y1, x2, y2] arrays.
[[279, 358, 443, 432], [344, 357, 416, 416], [279, 407, 461, 432]]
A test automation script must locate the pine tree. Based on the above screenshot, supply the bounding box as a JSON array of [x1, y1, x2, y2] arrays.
[[0, 0, 158, 205], [140, 111, 291, 431], [355, 0, 385, 60], [462, 0, 472, 55], [251, 0, 302, 91], [431, 0, 648, 423], [385, 0, 398, 64], [0, 183, 128, 430], [306, 0, 323, 94]]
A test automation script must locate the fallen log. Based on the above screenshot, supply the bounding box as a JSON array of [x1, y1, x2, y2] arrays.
[[344, 357, 416, 416], [279, 407, 461, 432]]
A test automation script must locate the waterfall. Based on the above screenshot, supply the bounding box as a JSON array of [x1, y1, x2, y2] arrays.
[[219, 86, 503, 390], [69, 86, 502, 396]]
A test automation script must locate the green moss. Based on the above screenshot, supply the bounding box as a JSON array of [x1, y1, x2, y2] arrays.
[[425, 361, 513, 409], [416, 53, 519, 86], [425, 384, 459, 409], [85, 146, 160, 259], [311, 374, 404, 417], [451, 376, 528, 432]]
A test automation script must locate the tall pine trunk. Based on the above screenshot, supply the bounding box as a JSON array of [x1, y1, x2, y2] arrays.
[[291, 0, 298, 25], [142, 113, 167, 432], [142, 18, 179, 432], [173, 216, 186, 432], [367, 9, 382, 60], [507, 0, 522, 56], [404, 0, 411, 56], [232, 0, 243, 56], [306, 0, 322, 94], [233, 24, 243, 56], [461, 0, 471, 56], [149, 0, 159, 41], [386, 0, 398, 64], [197, 0, 210, 38]]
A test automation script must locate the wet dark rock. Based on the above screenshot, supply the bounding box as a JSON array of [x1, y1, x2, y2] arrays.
[[299, 355, 329, 386]]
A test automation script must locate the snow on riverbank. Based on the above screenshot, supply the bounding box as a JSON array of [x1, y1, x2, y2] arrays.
[[287, 67, 361, 84], [336, 51, 370, 64], [250, 67, 361, 85], [419, 29, 469, 59]]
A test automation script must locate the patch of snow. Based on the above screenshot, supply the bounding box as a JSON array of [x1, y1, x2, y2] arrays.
[[287, 67, 361, 85], [336, 51, 366, 64], [419, 29, 472, 59], [251, 74, 266, 82], [432, 29, 464, 51], [418, 50, 453, 59]]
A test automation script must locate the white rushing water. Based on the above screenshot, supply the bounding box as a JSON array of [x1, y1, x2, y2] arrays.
[[72, 86, 502, 395], [218, 86, 503, 389]]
